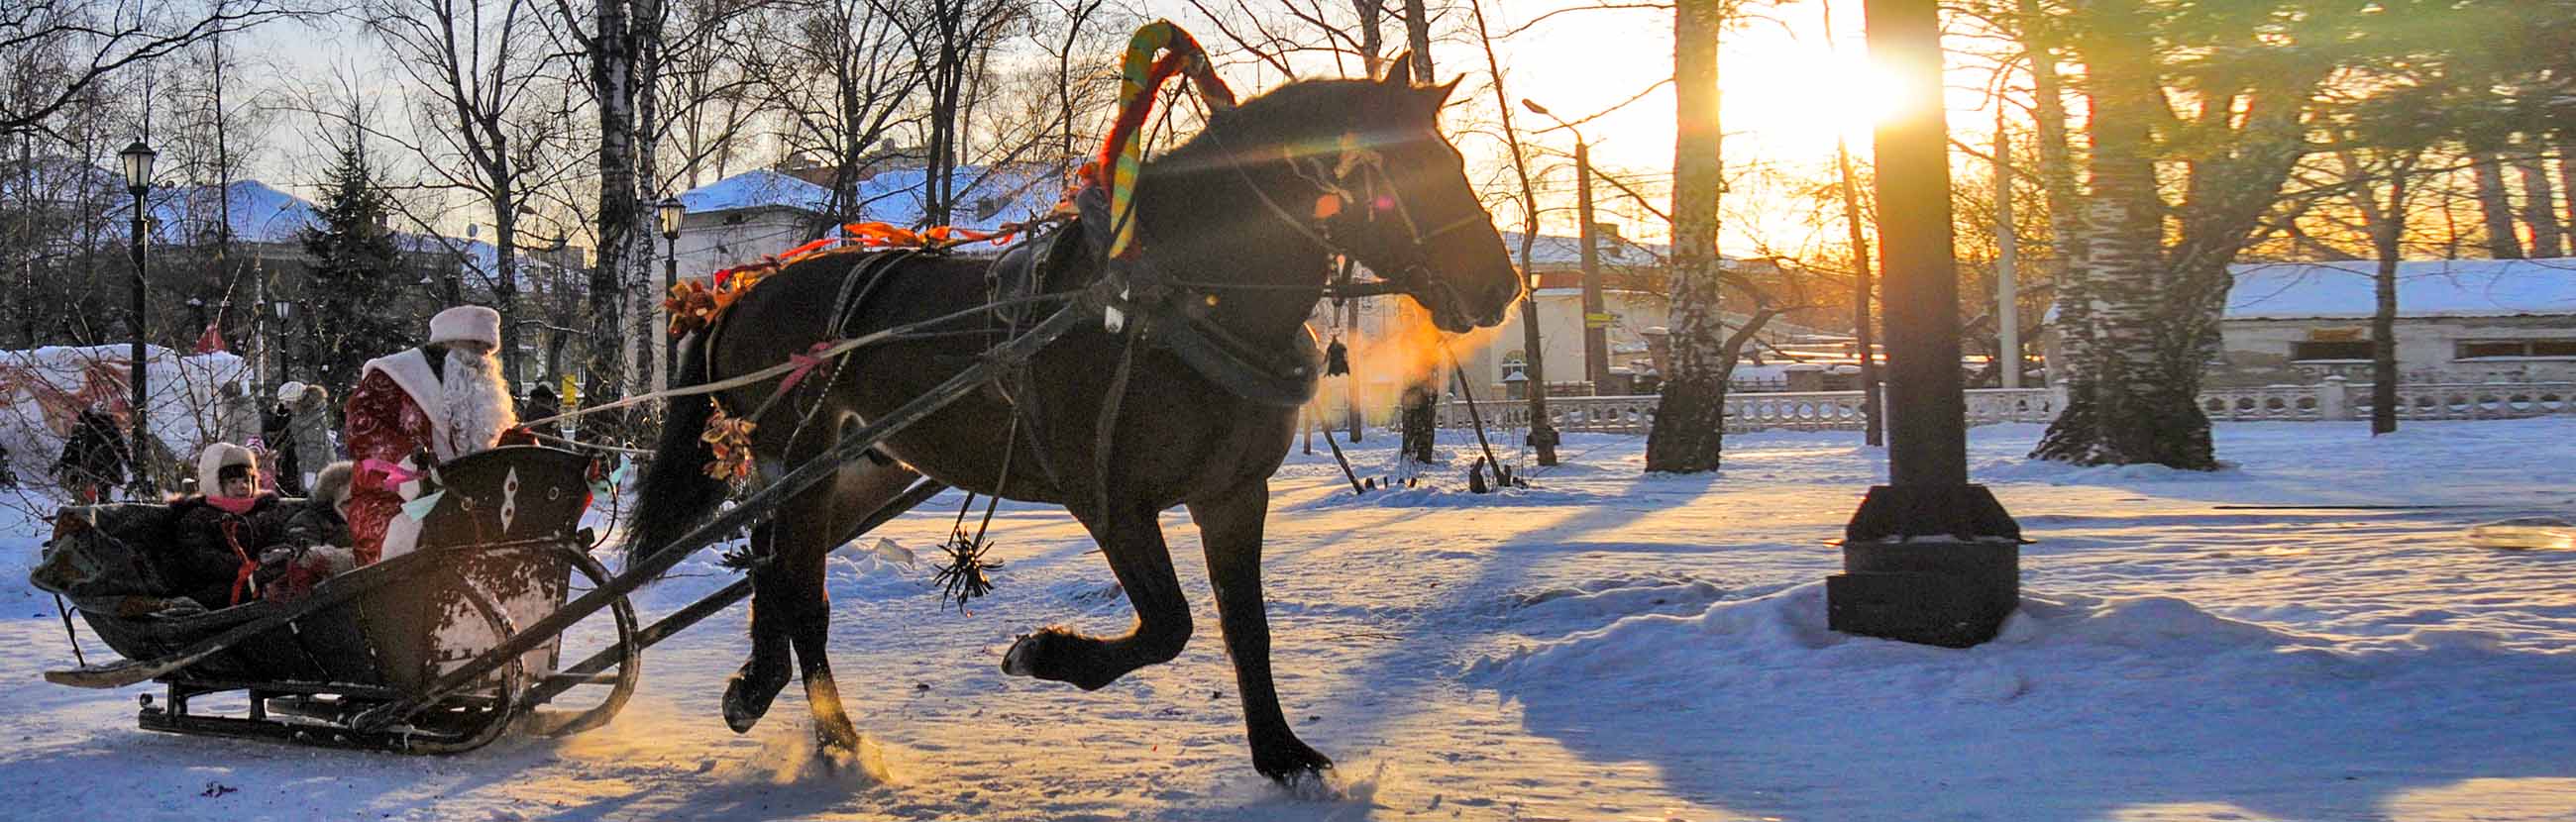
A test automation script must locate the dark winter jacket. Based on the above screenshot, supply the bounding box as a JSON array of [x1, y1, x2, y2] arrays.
[[264, 402, 301, 495], [161, 493, 288, 609], [270, 498, 353, 551], [53, 411, 128, 494]]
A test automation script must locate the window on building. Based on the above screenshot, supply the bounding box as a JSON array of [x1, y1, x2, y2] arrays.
[[2291, 341, 2374, 361], [2456, 340, 2576, 359]]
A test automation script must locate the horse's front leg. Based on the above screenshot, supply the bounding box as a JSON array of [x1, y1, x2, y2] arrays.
[[1003, 497, 1192, 690], [724, 520, 796, 734], [1188, 479, 1331, 782]]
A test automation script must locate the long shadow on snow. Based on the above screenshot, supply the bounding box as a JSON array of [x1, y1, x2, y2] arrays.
[[1478, 583, 2576, 820]]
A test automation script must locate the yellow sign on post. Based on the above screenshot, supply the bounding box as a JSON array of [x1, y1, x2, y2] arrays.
[[560, 373, 581, 409], [1584, 312, 1616, 329]]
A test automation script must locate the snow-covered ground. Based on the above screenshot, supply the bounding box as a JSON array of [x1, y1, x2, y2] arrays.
[[5, 418, 2575, 821]]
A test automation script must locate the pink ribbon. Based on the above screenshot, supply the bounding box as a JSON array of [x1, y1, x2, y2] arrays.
[[778, 342, 835, 395], [360, 458, 419, 487]]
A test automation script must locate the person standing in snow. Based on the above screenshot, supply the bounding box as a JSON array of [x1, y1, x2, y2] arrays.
[[215, 381, 262, 448], [54, 407, 128, 503], [521, 383, 562, 444], [284, 382, 336, 495], [342, 306, 519, 565], [264, 383, 302, 495]]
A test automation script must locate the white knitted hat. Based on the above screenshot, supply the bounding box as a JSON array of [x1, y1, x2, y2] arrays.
[[197, 442, 258, 494], [428, 305, 502, 347], [276, 380, 308, 403]]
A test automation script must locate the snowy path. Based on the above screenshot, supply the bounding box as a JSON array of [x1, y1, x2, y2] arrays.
[[5, 419, 2574, 821]]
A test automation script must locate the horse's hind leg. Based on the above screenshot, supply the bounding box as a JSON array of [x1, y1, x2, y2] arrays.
[[1002, 497, 1193, 690], [782, 457, 920, 751], [1188, 479, 1331, 782]]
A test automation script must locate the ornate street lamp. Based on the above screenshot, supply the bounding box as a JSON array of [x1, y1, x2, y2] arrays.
[[119, 140, 158, 497], [656, 195, 686, 388]]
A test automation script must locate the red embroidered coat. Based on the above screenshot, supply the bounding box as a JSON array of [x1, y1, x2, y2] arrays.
[[343, 368, 435, 565]]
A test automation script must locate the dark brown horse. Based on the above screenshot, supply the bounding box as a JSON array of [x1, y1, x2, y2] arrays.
[[632, 67, 1520, 782]]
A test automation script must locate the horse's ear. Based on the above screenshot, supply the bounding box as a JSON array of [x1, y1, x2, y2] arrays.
[[1377, 51, 1414, 85], [1418, 76, 1462, 112]]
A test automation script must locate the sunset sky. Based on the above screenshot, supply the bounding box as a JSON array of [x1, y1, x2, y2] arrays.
[[224, 0, 2013, 257]]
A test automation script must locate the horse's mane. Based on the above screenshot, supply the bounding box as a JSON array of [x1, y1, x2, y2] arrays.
[[1150, 78, 1400, 175]]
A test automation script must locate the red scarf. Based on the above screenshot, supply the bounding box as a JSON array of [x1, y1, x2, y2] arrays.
[[207, 494, 261, 515]]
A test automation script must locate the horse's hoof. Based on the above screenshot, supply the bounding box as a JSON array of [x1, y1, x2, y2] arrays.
[[722, 667, 791, 734], [1252, 736, 1335, 785]]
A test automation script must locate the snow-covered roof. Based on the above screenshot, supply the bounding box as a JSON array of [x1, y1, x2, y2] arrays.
[[678, 169, 833, 216], [678, 165, 1071, 233], [1501, 231, 1667, 266], [848, 165, 1067, 231], [0, 156, 119, 203], [145, 179, 323, 245], [2227, 258, 2576, 320]]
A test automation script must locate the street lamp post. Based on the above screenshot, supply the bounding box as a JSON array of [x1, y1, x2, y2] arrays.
[[1826, 0, 2022, 648], [656, 196, 686, 391], [1520, 100, 1609, 392], [119, 140, 158, 498]]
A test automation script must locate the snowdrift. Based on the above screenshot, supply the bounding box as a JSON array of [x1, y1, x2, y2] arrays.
[[0, 346, 247, 484]]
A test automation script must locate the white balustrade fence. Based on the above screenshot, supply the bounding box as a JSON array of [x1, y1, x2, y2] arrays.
[[1438, 376, 2575, 435]]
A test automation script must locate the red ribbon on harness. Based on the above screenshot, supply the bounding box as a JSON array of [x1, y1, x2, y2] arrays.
[[777, 341, 835, 395]]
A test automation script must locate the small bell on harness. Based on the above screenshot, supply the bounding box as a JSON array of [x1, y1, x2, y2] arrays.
[[1325, 337, 1350, 376]]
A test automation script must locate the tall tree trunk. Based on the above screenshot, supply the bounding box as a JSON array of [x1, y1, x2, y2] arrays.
[[1396, 0, 1440, 465], [1821, 0, 1879, 446], [638, 0, 668, 393], [493, 189, 525, 384], [2022, 0, 2092, 427], [1644, 0, 1727, 473], [2515, 149, 2562, 257], [2369, 163, 2408, 436], [1355, 0, 1384, 74], [591, 0, 638, 403], [2472, 149, 2522, 258], [2559, 142, 2576, 243], [2032, 0, 2211, 469]]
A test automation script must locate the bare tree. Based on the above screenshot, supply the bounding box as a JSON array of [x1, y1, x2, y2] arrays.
[[366, 0, 592, 381], [1641, 0, 1725, 472], [745, 0, 926, 230], [0, 0, 298, 141]]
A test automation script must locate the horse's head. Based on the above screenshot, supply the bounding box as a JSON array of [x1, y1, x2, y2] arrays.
[[1315, 69, 1522, 333], [1173, 66, 1521, 334]]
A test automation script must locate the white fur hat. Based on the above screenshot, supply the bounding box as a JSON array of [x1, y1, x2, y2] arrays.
[[428, 305, 502, 348], [276, 380, 308, 403], [197, 442, 258, 495]]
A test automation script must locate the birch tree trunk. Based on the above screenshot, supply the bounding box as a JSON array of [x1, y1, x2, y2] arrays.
[[591, 0, 639, 402], [1643, 0, 1728, 473], [2031, 0, 2211, 469], [638, 0, 668, 393]]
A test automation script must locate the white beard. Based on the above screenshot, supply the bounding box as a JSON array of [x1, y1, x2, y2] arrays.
[[434, 348, 516, 461]]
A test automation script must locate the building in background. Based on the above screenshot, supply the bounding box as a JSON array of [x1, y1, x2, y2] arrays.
[[2165, 258, 2576, 387]]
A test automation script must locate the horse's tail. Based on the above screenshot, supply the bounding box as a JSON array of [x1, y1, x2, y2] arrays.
[[629, 330, 725, 572]]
